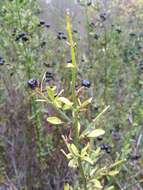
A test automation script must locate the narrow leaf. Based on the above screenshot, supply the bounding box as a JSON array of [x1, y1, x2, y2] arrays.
[[47, 116, 63, 125], [108, 170, 119, 176], [87, 129, 105, 138], [70, 144, 80, 157], [83, 156, 94, 165], [80, 97, 92, 108], [58, 97, 73, 106], [90, 179, 103, 189]]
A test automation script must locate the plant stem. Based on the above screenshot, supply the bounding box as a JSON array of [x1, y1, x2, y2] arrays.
[[66, 11, 88, 190], [78, 158, 88, 190], [66, 11, 77, 106]]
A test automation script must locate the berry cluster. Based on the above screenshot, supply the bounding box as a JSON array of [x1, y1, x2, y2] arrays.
[[100, 144, 111, 153], [100, 13, 106, 22], [38, 20, 50, 28], [57, 32, 67, 40], [15, 32, 29, 42], [45, 71, 54, 82]]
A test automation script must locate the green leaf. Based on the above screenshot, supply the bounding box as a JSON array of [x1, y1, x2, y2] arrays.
[[47, 116, 63, 125], [68, 158, 78, 168], [108, 170, 119, 176], [80, 97, 92, 108], [46, 86, 56, 101], [58, 97, 73, 106], [90, 167, 98, 176], [81, 143, 89, 158], [90, 179, 102, 189], [63, 104, 73, 110], [87, 129, 105, 138], [79, 129, 89, 139], [64, 183, 70, 190], [54, 98, 62, 108], [57, 97, 73, 110], [110, 160, 125, 168], [69, 144, 80, 157], [83, 156, 94, 165]]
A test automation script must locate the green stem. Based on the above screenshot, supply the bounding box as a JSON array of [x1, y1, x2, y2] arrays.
[[78, 158, 88, 190], [66, 12, 88, 190], [66, 12, 77, 106]]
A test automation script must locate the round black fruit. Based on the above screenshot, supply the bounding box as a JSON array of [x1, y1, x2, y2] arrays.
[[27, 79, 38, 90], [81, 79, 91, 88]]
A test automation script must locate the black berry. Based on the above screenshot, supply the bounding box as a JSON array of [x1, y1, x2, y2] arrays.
[[94, 34, 99, 40], [129, 33, 136, 37], [57, 32, 67, 40], [106, 149, 111, 154], [130, 154, 141, 160], [100, 144, 106, 150], [43, 62, 50, 67], [58, 32, 64, 35], [45, 24, 50, 28], [40, 41, 46, 47], [15, 32, 29, 42], [67, 60, 72, 64], [82, 79, 91, 88], [100, 144, 111, 153], [87, 2, 92, 6], [22, 36, 29, 42], [100, 13, 106, 21], [57, 35, 62, 40], [115, 28, 122, 33], [138, 61, 143, 70], [45, 71, 54, 82], [40, 20, 45, 25], [0, 57, 5, 65], [27, 79, 38, 90], [73, 29, 78, 33], [62, 36, 67, 40], [94, 105, 99, 111], [97, 136, 103, 141]]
